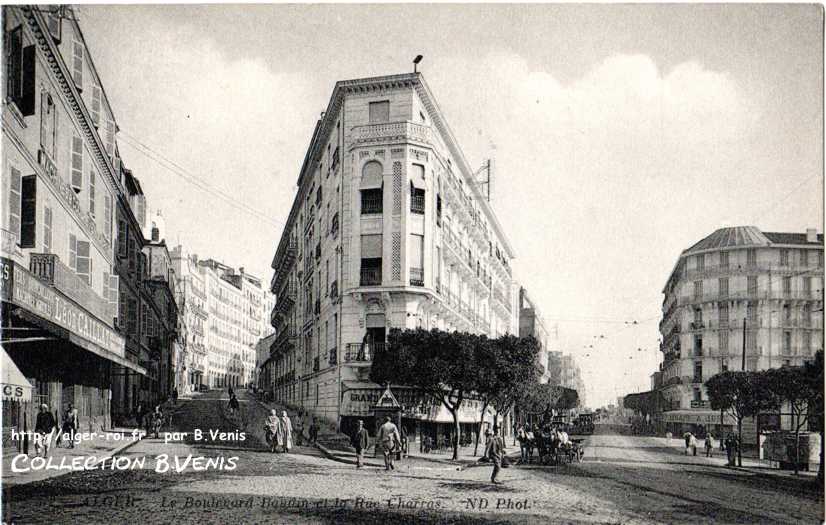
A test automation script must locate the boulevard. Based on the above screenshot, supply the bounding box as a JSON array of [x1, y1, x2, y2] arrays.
[[3, 394, 822, 525]]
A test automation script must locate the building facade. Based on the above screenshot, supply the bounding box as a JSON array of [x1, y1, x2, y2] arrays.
[[518, 286, 551, 383], [2, 6, 146, 432], [656, 226, 824, 437], [267, 73, 519, 440], [172, 246, 273, 391]]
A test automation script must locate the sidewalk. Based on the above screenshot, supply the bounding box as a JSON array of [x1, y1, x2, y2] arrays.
[[1, 427, 145, 486]]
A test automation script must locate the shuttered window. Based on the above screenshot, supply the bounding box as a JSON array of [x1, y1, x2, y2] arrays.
[[20, 175, 36, 248], [88, 170, 96, 217], [69, 233, 77, 270], [104, 117, 115, 156], [43, 206, 52, 252], [5, 28, 36, 115], [40, 92, 57, 158], [71, 135, 83, 191], [118, 221, 128, 258], [45, 8, 62, 42], [8, 166, 21, 238], [141, 304, 148, 336], [103, 194, 112, 242], [76, 239, 92, 286], [90, 83, 101, 125], [409, 234, 424, 270], [72, 40, 83, 89], [128, 299, 137, 335]]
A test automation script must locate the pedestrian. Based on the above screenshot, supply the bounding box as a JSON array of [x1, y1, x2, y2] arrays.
[[724, 434, 735, 466], [400, 425, 408, 458], [151, 405, 164, 438], [484, 428, 504, 485], [34, 404, 56, 457], [62, 403, 79, 449], [172, 388, 178, 405], [279, 411, 293, 453], [294, 417, 304, 447], [517, 426, 529, 463], [666, 430, 672, 445], [689, 433, 697, 456], [352, 419, 370, 468], [309, 418, 319, 444], [377, 416, 402, 471], [265, 409, 280, 453], [228, 393, 240, 416], [134, 403, 144, 430], [228, 385, 234, 399], [683, 431, 692, 455], [705, 432, 714, 457]]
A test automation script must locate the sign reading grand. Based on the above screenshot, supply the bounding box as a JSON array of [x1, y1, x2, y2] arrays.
[[1, 257, 125, 359]]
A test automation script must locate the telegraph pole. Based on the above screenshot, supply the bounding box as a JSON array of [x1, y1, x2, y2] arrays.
[[741, 318, 747, 371]]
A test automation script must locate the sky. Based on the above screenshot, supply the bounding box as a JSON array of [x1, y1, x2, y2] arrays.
[[78, 4, 824, 408]]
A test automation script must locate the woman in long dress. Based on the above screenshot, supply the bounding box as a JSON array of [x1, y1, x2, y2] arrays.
[[265, 409, 281, 453], [279, 411, 293, 453]]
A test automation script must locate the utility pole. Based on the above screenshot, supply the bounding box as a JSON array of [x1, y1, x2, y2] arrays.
[[741, 318, 747, 371]]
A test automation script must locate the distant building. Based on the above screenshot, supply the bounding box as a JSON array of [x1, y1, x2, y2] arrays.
[[172, 245, 274, 391], [655, 226, 823, 438], [518, 287, 551, 382]]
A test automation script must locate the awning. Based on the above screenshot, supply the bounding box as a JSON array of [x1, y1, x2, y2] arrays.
[[13, 309, 146, 376], [1, 345, 33, 402]]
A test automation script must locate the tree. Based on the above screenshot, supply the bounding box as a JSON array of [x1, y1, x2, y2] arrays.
[[764, 365, 818, 475], [370, 328, 480, 460], [804, 350, 823, 480], [516, 382, 579, 426], [705, 371, 776, 467]]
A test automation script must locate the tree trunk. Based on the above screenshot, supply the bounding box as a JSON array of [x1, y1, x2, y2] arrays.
[[474, 399, 488, 457], [793, 410, 800, 476], [819, 429, 824, 481], [737, 417, 743, 467], [450, 407, 460, 461]]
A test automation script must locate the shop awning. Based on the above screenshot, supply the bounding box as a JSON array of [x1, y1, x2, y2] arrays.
[[1, 345, 33, 402]]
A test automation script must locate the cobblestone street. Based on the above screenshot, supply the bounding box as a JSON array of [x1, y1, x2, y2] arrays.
[[4, 402, 823, 525]]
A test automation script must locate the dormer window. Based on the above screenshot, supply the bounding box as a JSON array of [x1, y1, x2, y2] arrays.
[[368, 101, 390, 124]]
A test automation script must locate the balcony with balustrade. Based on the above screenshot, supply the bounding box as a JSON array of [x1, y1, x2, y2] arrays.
[[410, 268, 424, 287], [352, 121, 432, 147], [343, 342, 386, 365], [271, 240, 298, 293]]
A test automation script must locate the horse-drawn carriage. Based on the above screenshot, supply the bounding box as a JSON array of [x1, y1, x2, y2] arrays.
[[521, 428, 585, 465]]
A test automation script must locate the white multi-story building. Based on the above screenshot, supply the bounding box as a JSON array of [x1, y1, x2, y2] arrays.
[[171, 246, 273, 391], [656, 226, 823, 438], [267, 73, 519, 440]]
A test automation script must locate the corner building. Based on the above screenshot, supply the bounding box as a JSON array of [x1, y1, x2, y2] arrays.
[[656, 226, 823, 439], [268, 73, 518, 439]]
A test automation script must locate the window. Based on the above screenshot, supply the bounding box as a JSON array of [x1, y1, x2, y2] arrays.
[[719, 330, 729, 353], [104, 117, 115, 157], [718, 277, 729, 298], [361, 188, 383, 214], [801, 249, 809, 267], [368, 101, 390, 123], [696, 254, 705, 271], [803, 303, 812, 327], [782, 276, 791, 296], [783, 331, 792, 354], [141, 303, 148, 336], [88, 170, 96, 217], [43, 206, 52, 252], [694, 361, 703, 383], [409, 234, 424, 286], [90, 83, 101, 125], [747, 301, 757, 322], [128, 299, 137, 335], [693, 308, 703, 326], [103, 194, 112, 242], [410, 183, 425, 215], [693, 280, 703, 300], [720, 251, 729, 269], [72, 40, 84, 89], [803, 277, 812, 298], [118, 221, 128, 258], [70, 234, 92, 286], [40, 92, 57, 159], [747, 248, 757, 267], [747, 276, 758, 296], [783, 303, 791, 324], [719, 303, 729, 327], [20, 175, 36, 248], [693, 335, 703, 357], [71, 135, 83, 192], [5, 27, 35, 116], [780, 249, 789, 266], [803, 331, 812, 352], [436, 194, 442, 226], [8, 166, 21, 239]]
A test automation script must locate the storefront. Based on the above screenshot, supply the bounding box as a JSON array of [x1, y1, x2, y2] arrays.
[[1, 257, 145, 435], [662, 409, 737, 437], [339, 381, 497, 450]]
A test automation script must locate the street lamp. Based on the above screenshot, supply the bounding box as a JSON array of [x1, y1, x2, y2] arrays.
[[413, 55, 423, 73]]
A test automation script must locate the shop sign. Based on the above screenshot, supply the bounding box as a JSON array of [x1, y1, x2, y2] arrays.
[[663, 410, 734, 425], [4, 259, 125, 359], [344, 387, 432, 417], [0, 257, 13, 301]]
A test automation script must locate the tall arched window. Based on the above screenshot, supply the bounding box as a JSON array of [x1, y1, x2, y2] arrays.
[[361, 161, 383, 214]]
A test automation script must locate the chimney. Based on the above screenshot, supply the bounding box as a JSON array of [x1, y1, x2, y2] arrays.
[[806, 228, 817, 243], [240, 267, 245, 275], [151, 226, 160, 242]]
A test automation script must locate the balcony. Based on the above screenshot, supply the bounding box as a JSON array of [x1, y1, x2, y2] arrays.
[[360, 266, 382, 286], [410, 268, 424, 287], [361, 193, 383, 215], [274, 286, 296, 315], [690, 400, 711, 409], [352, 121, 432, 146], [328, 347, 337, 366], [689, 321, 704, 330], [344, 342, 386, 363], [29, 253, 114, 327], [271, 240, 297, 293]]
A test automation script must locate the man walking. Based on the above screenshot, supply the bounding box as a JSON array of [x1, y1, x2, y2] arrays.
[[377, 416, 401, 471], [484, 428, 504, 485], [62, 403, 79, 449], [34, 404, 56, 457], [705, 432, 714, 457], [352, 419, 370, 468]]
